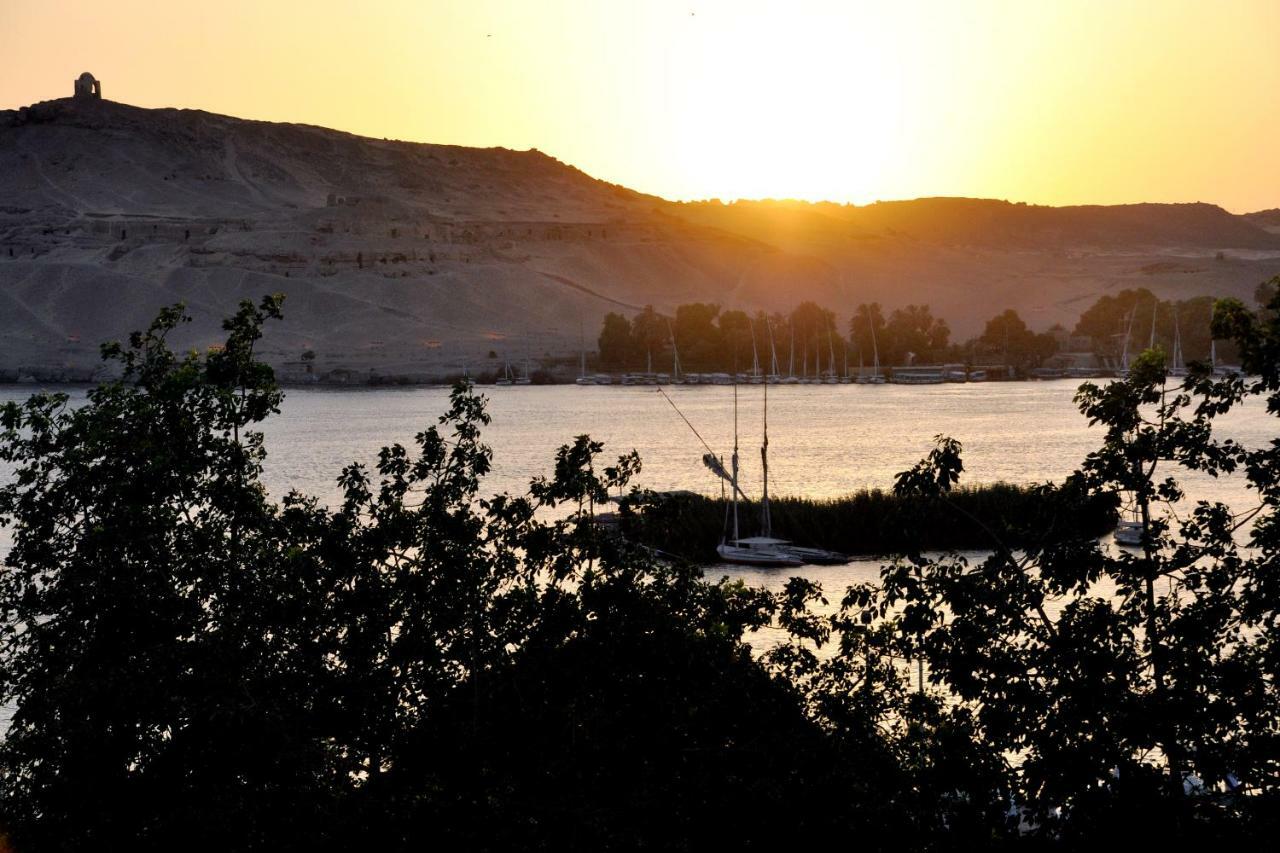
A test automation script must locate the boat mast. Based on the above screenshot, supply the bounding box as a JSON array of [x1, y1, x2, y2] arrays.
[[827, 323, 836, 378], [1173, 304, 1184, 370], [1149, 297, 1158, 350], [579, 319, 586, 380], [767, 319, 780, 377], [1121, 305, 1136, 372], [788, 322, 795, 379], [731, 380, 740, 542], [761, 377, 771, 537], [667, 318, 681, 382], [750, 320, 761, 378], [870, 317, 881, 378]]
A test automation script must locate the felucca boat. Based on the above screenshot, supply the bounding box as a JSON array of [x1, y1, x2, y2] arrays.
[[713, 383, 802, 567], [713, 379, 850, 566]]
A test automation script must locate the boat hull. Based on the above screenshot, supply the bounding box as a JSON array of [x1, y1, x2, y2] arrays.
[[781, 546, 851, 565], [1114, 520, 1144, 546], [716, 543, 803, 568]]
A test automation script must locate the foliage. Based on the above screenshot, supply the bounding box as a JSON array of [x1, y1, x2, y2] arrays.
[[882, 304, 951, 366], [599, 288, 1250, 375], [849, 302, 888, 365], [0, 296, 330, 848], [0, 299, 891, 850], [784, 295, 1280, 844], [1073, 287, 1237, 367], [976, 308, 1058, 371], [6, 288, 1280, 849], [597, 310, 632, 365]]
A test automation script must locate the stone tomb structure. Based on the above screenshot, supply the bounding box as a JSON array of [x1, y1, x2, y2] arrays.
[[73, 72, 101, 100]]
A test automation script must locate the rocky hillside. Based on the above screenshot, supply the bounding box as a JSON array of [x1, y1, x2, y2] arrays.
[[3, 96, 1279, 382], [1243, 209, 1280, 235]]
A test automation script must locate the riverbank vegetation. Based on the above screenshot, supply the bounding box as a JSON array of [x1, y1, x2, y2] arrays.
[[597, 285, 1252, 376], [2, 291, 1280, 850], [620, 483, 1118, 561]]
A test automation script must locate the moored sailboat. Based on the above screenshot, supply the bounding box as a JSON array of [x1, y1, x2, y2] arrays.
[[718, 377, 850, 566], [714, 382, 802, 567]]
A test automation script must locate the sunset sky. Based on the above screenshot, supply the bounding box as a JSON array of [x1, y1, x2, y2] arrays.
[[3, 0, 1278, 212]]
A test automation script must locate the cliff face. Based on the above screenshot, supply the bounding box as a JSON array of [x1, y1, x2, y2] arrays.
[[3, 97, 1279, 381]]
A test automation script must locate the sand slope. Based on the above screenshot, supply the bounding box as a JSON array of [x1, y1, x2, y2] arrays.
[[3, 97, 1279, 381]]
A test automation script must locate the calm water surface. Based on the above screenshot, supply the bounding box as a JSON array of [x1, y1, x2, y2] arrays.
[[256, 382, 1272, 584], [0, 381, 1275, 723], [260, 382, 1122, 504], [3, 381, 1273, 584], [260, 382, 1271, 504]]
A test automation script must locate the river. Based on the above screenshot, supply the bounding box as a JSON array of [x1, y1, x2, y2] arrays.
[[2, 380, 1273, 582], [0, 380, 1275, 724]]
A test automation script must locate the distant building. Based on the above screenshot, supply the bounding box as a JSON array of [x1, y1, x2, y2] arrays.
[[73, 72, 101, 100]]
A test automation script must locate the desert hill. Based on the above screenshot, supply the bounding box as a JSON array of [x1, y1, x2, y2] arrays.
[[1243, 209, 1280, 235], [675, 197, 1280, 251], [3, 95, 1279, 381]]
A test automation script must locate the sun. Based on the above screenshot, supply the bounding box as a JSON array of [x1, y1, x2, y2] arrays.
[[656, 5, 914, 203]]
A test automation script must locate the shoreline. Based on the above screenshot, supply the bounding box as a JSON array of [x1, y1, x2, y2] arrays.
[[0, 370, 1111, 390]]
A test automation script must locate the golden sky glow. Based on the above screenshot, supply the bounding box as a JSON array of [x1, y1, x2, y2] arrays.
[[3, 0, 1278, 211]]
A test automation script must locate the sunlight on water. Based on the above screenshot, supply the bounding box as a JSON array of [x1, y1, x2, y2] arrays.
[[2, 381, 1273, 563], [255, 381, 1269, 508]]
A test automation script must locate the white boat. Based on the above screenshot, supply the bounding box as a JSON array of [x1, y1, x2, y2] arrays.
[[891, 370, 945, 384], [495, 357, 513, 386], [514, 357, 532, 385], [779, 542, 851, 565], [659, 379, 850, 567], [1114, 518, 1143, 546], [726, 536, 849, 565], [720, 376, 849, 567], [716, 539, 803, 568], [708, 383, 791, 566]]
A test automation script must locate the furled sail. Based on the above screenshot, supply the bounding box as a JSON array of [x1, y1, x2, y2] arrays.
[[703, 452, 749, 501]]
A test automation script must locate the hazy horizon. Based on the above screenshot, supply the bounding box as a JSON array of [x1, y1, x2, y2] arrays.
[[4, 0, 1279, 214]]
